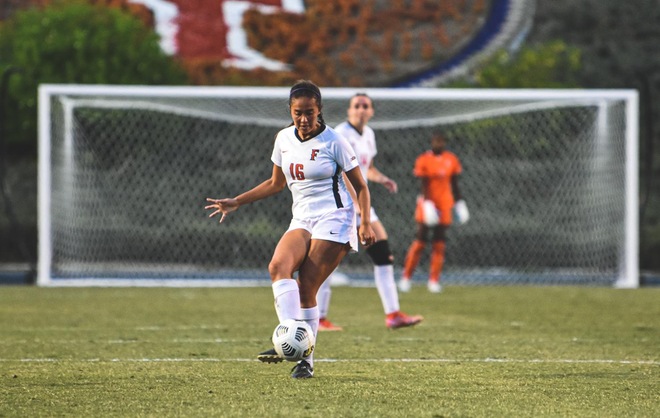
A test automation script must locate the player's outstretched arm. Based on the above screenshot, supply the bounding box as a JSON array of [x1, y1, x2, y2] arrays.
[[205, 164, 287, 223]]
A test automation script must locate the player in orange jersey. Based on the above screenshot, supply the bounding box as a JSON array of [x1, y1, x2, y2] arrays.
[[399, 132, 469, 293]]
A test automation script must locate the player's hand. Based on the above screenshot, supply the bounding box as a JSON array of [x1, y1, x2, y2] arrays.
[[358, 223, 376, 246], [422, 199, 439, 226], [454, 200, 470, 225], [382, 177, 398, 194], [205, 197, 239, 223]]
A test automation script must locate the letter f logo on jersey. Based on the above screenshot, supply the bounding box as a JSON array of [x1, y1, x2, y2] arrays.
[[310, 149, 320, 160]]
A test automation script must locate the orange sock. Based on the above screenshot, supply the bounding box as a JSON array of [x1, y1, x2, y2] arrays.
[[429, 241, 446, 282], [403, 240, 426, 279]]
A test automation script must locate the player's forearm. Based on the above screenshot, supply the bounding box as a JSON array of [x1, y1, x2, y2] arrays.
[[451, 176, 463, 201], [421, 178, 431, 199], [367, 166, 389, 185], [235, 178, 284, 206], [346, 167, 371, 222], [343, 173, 359, 205], [355, 187, 371, 224]]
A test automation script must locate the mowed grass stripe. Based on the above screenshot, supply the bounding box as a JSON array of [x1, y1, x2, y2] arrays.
[[2, 357, 658, 365]]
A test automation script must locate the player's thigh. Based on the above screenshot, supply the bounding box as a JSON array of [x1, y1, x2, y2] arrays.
[[432, 225, 448, 241], [269, 228, 311, 279], [299, 239, 350, 288], [358, 208, 387, 241], [370, 220, 388, 241], [415, 223, 430, 241]]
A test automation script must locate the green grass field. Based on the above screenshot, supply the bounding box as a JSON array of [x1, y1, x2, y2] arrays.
[[1, 285, 658, 417]]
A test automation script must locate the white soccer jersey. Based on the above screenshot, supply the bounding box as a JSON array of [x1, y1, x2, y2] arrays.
[[334, 121, 377, 183], [271, 125, 359, 220]]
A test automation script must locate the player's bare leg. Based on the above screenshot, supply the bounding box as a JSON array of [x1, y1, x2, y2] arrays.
[[258, 229, 310, 364], [293, 239, 350, 377]]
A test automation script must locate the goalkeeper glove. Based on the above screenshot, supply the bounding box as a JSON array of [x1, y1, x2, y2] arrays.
[[421, 198, 439, 226], [453, 200, 470, 225]]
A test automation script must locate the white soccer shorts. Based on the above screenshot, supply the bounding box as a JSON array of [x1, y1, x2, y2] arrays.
[[288, 207, 358, 252]]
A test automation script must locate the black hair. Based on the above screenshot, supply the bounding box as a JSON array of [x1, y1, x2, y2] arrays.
[[288, 80, 325, 125]]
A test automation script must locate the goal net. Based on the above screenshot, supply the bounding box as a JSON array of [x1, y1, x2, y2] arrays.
[[37, 85, 639, 288]]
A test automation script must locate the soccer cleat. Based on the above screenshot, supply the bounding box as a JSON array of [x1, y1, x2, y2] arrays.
[[318, 318, 343, 331], [398, 278, 412, 293], [257, 348, 283, 363], [427, 281, 442, 293], [290, 360, 314, 379], [386, 311, 424, 329]]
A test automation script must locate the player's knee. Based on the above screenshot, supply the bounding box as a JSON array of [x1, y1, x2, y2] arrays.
[[268, 257, 290, 280], [412, 240, 426, 251], [366, 240, 394, 266]]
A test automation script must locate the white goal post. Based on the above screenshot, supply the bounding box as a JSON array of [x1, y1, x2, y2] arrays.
[[37, 85, 639, 288]]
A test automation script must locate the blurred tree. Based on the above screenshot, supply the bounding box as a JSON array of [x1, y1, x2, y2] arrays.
[[0, 0, 188, 154], [446, 40, 582, 88]]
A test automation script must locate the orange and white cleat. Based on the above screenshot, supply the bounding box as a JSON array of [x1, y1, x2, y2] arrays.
[[318, 318, 344, 331], [386, 311, 423, 329]]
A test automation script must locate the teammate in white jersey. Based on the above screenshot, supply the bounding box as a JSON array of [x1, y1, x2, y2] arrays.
[[205, 81, 375, 379], [317, 93, 423, 330]]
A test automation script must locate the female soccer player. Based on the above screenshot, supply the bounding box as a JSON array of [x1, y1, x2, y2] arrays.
[[316, 93, 423, 331], [399, 132, 468, 293], [205, 80, 375, 379]]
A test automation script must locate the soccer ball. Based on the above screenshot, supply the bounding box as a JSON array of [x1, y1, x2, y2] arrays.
[[272, 319, 315, 362]]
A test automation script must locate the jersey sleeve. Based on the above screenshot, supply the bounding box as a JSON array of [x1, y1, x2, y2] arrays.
[[413, 154, 428, 178], [452, 153, 463, 175], [270, 133, 282, 167], [333, 135, 360, 172]]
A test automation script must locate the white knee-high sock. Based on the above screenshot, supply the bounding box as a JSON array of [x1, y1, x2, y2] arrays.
[[300, 306, 319, 367], [272, 279, 301, 322], [374, 265, 400, 315], [316, 279, 332, 319]]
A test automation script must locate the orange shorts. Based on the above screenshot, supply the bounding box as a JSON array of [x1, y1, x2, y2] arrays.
[[414, 199, 453, 226]]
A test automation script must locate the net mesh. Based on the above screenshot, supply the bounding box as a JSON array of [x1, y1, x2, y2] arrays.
[[44, 88, 631, 285]]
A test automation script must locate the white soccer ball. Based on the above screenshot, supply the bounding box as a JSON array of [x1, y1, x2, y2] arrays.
[[272, 319, 315, 362]]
